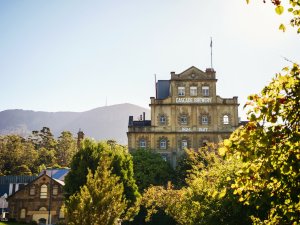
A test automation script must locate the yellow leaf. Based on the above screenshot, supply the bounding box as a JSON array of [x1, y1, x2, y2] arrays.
[[218, 147, 227, 156], [275, 5, 284, 15], [279, 24, 286, 32], [246, 0, 250, 4], [224, 139, 232, 147], [219, 188, 227, 198], [298, 28, 300, 34]]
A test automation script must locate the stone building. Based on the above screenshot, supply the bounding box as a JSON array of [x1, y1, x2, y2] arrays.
[[127, 66, 239, 167], [7, 172, 65, 224]]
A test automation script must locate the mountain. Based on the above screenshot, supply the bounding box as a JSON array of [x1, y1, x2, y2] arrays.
[[0, 103, 150, 144]]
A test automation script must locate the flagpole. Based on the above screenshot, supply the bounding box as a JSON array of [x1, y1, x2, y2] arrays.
[[210, 37, 213, 69]]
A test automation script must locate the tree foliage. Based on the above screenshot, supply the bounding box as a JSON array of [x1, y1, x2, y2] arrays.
[[246, 0, 300, 33], [222, 64, 300, 225], [65, 155, 126, 225], [64, 139, 140, 221], [56, 131, 77, 167], [131, 149, 175, 192]]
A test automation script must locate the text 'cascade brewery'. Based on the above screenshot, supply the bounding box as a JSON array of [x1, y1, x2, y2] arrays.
[[127, 66, 240, 167]]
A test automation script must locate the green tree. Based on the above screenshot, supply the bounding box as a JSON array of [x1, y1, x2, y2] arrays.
[[143, 149, 251, 225], [222, 64, 300, 225], [56, 131, 77, 167], [64, 139, 140, 221], [29, 127, 57, 150], [131, 149, 174, 192], [37, 147, 57, 168], [0, 135, 38, 175], [65, 154, 126, 225]]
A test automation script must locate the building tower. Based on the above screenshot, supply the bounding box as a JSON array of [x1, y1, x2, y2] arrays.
[[77, 129, 84, 149], [127, 66, 239, 167]]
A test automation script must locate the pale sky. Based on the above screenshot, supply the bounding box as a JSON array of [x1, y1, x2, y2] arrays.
[[0, 0, 299, 119]]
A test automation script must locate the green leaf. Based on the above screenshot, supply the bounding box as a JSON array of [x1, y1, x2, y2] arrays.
[[297, 28, 300, 34], [288, 8, 293, 12], [279, 24, 286, 32], [275, 5, 284, 15], [246, 0, 250, 4]]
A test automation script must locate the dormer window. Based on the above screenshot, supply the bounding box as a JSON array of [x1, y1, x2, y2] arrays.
[[202, 86, 209, 97], [190, 86, 197, 96], [178, 87, 185, 96]]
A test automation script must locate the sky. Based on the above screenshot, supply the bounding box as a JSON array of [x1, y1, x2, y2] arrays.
[[0, 0, 299, 119]]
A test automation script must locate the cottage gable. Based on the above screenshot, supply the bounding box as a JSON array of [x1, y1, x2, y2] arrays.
[[7, 173, 65, 224]]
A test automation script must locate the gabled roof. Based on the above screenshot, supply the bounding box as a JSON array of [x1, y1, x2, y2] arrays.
[[7, 173, 64, 199], [171, 66, 216, 80]]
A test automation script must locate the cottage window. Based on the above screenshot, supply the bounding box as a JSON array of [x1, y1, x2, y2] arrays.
[[178, 87, 185, 96], [202, 86, 209, 96], [40, 184, 47, 199], [53, 185, 58, 195], [20, 209, 26, 219], [29, 186, 35, 196], [190, 86, 197, 96], [223, 115, 229, 125]]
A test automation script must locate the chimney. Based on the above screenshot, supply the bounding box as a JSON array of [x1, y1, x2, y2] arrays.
[[128, 116, 133, 126], [77, 129, 85, 149], [143, 112, 145, 121]]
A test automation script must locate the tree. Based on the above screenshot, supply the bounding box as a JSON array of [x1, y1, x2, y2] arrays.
[[143, 149, 252, 225], [29, 127, 57, 150], [0, 135, 38, 175], [65, 154, 126, 225], [221, 64, 300, 225], [131, 149, 174, 192], [56, 131, 77, 167], [64, 139, 140, 221], [246, 0, 300, 33]]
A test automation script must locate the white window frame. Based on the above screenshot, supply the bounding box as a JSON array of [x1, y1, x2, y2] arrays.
[[139, 139, 146, 148], [202, 115, 208, 125], [178, 87, 185, 96], [160, 139, 167, 149], [190, 86, 197, 96], [40, 184, 47, 199], [53, 185, 58, 195], [180, 115, 188, 125], [223, 115, 229, 125], [160, 115, 166, 124], [202, 86, 210, 97], [181, 140, 188, 149]]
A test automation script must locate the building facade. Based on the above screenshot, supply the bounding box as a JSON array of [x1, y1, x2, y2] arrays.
[[7, 173, 65, 225], [127, 66, 239, 166]]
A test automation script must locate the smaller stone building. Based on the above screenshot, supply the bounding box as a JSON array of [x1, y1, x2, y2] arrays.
[[7, 172, 65, 225]]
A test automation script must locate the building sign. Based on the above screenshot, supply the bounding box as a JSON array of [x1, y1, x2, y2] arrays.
[[181, 127, 208, 132], [175, 97, 212, 103]]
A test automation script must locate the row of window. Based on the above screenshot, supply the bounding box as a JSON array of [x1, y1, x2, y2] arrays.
[[19, 207, 64, 219], [178, 86, 209, 97], [30, 184, 59, 199], [139, 139, 208, 149], [159, 114, 230, 125]]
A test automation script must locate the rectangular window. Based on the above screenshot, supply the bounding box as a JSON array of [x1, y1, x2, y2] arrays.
[[160, 140, 166, 149], [139, 139, 146, 148], [160, 116, 166, 125], [190, 86, 197, 96], [180, 115, 187, 125], [178, 87, 185, 96], [202, 115, 208, 125], [182, 140, 188, 149], [202, 86, 209, 96]]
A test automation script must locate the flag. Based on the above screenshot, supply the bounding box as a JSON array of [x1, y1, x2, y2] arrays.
[[210, 38, 212, 48]]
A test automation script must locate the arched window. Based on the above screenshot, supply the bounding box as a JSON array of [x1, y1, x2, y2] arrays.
[[53, 185, 58, 195], [39, 207, 47, 211], [29, 186, 35, 195], [160, 139, 167, 149], [139, 139, 146, 148], [223, 115, 229, 125], [20, 208, 26, 219], [40, 184, 47, 199]]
